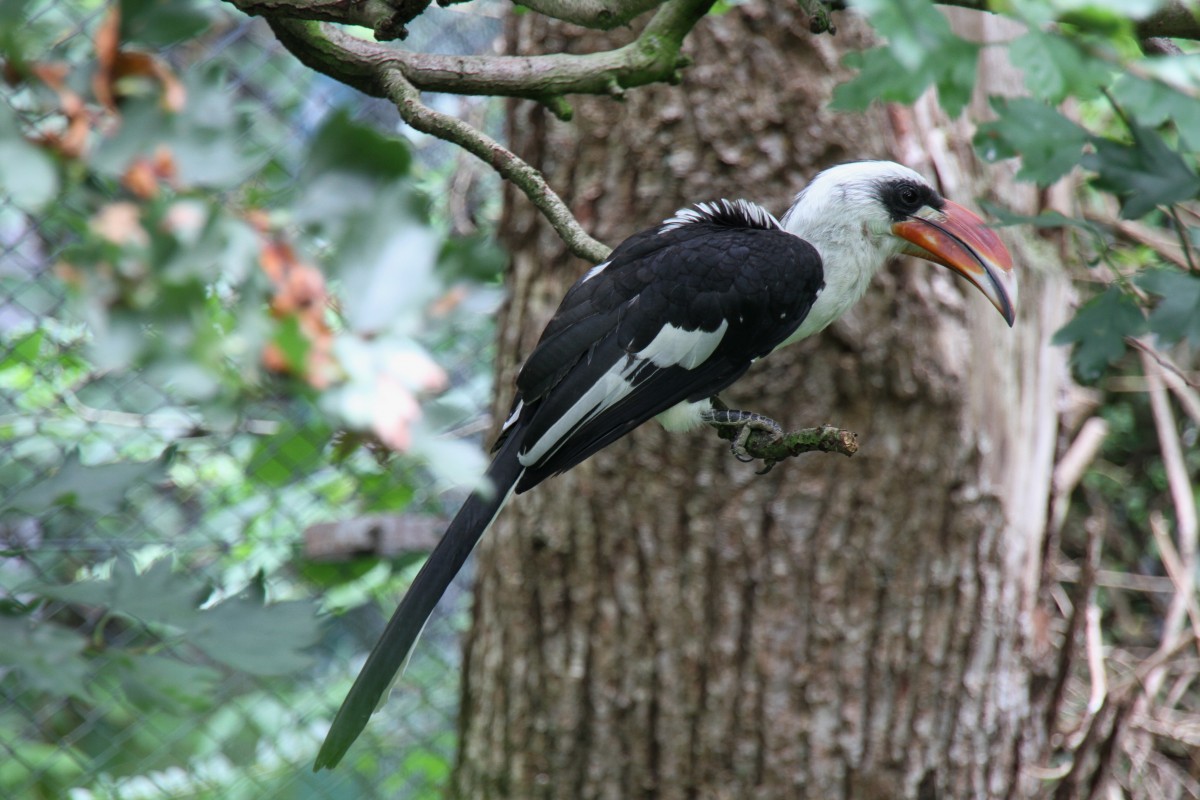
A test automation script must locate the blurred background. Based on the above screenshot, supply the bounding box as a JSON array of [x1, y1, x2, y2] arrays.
[[0, 1, 509, 796], [4, 0, 1200, 797]]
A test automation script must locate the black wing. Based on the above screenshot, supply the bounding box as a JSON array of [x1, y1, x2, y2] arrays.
[[497, 200, 824, 493]]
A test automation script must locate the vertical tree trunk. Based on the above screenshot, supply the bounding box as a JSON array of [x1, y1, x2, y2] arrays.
[[455, 5, 1070, 798]]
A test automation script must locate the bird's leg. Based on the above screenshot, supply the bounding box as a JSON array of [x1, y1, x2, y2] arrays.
[[700, 397, 784, 463]]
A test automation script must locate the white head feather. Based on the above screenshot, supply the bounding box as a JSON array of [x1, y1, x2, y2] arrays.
[[779, 160, 937, 343]]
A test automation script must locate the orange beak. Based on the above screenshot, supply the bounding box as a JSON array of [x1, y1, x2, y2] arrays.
[[892, 200, 1017, 326]]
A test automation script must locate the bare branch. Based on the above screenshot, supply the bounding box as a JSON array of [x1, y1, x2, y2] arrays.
[[304, 513, 447, 560], [709, 422, 859, 467], [1126, 336, 1200, 389], [514, 0, 666, 29], [229, 0, 432, 41], [263, 0, 710, 105], [381, 66, 612, 263], [256, 1, 712, 254], [1142, 351, 1200, 655]]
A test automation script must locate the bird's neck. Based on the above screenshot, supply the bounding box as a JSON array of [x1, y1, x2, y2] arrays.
[[779, 203, 898, 345]]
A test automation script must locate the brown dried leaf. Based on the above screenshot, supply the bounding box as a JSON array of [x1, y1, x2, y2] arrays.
[[122, 159, 159, 199], [92, 6, 121, 111], [90, 202, 148, 247], [112, 51, 186, 112]]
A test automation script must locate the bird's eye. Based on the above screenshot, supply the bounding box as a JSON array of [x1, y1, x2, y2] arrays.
[[899, 185, 920, 207]]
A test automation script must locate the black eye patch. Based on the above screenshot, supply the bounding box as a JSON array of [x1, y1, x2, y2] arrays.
[[879, 179, 943, 221]]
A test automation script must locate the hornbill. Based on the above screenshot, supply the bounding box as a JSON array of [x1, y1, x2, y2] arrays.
[[314, 160, 1016, 769]]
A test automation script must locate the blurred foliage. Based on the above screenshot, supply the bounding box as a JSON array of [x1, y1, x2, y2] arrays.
[[3, 0, 1198, 795], [843, 0, 1200, 382], [843, 0, 1200, 792], [0, 0, 502, 797]]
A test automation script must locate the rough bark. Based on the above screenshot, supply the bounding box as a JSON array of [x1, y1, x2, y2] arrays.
[[455, 4, 1069, 798]]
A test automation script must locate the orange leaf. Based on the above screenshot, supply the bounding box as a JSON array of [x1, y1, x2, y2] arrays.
[[259, 239, 295, 285], [90, 202, 148, 247], [122, 159, 159, 199], [112, 51, 186, 112], [92, 5, 121, 111]]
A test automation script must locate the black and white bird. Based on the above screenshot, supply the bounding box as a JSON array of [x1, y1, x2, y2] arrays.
[[314, 159, 1016, 769]]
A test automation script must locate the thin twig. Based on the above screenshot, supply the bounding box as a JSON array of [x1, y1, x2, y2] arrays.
[[1086, 601, 1106, 714], [1054, 563, 1177, 595], [1168, 205, 1197, 273], [1141, 349, 1200, 660], [381, 67, 611, 263], [1125, 337, 1199, 389], [1148, 513, 1200, 652]]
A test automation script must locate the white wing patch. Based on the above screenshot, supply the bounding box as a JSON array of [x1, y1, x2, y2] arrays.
[[518, 367, 637, 467], [501, 399, 524, 433], [659, 199, 781, 234], [636, 320, 728, 369], [517, 320, 729, 467], [581, 260, 611, 284]]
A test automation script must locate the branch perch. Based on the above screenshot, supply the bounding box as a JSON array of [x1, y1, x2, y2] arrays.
[[709, 420, 859, 471], [258, 0, 714, 260], [380, 66, 612, 262], [263, 1, 711, 105]]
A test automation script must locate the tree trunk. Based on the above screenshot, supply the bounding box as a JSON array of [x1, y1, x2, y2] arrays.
[[455, 5, 1070, 798]]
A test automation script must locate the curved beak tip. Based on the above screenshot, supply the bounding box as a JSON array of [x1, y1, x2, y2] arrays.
[[892, 200, 1018, 327]]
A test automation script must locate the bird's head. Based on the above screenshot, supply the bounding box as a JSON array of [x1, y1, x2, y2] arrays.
[[782, 160, 1017, 326]]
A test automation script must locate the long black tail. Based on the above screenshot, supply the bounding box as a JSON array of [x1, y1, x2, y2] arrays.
[[313, 435, 525, 770]]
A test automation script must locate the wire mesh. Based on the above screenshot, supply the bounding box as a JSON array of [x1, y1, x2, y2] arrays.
[[0, 2, 505, 797]]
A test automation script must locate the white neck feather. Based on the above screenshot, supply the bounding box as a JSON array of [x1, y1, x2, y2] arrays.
[[777, 161, 921, 346]]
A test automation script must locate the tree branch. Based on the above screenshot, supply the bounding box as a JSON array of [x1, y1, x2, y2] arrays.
[[261, 1, 714, 261], [229, 0, 432, 41], [709, 422, 859, 470], [381, 66, 612, 262], [514, 0, 666, 30], [260, 0, 711, 105]]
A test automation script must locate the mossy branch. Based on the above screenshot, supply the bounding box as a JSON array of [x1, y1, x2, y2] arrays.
[[710, 422, 859, 472], [246, 0, 714, 262]]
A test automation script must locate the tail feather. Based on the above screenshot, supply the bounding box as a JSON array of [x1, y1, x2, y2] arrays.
[[314, 436, 525, 770]]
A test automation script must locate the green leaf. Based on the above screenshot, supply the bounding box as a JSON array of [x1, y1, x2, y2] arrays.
[[29, 556, 208, 630], [119, 0, 214, 48], [1, 329, 44, 368], [834, 0, 979, 117], [834, 40, 979, 118], [1137, 269, 1200, 346], [1010, 29, 1103, 103], [0, 104, 58, 211], [2, 451, 168, 514], [25, 559, 320, 676], [974, 97, 1089, 185], [331, 187, 442, 334], [0, 616, 90, 700], [1083, 126, 1200, 218], [1051, 285, 1146, 380], [438, 233, 507, 283], [1110, 74, 1200, 153], [270, 316, 311, 374], [188, 589, 320, 675], [104, 652, 221, 712], [302, 109, 411, 185], [247, 421, 331, 487]]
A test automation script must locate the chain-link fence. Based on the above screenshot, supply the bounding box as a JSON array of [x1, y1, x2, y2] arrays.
[[1, 2, 505, 797]]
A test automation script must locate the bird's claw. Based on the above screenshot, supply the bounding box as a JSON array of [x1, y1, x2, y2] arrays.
[[702, 405, 784, 467]]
